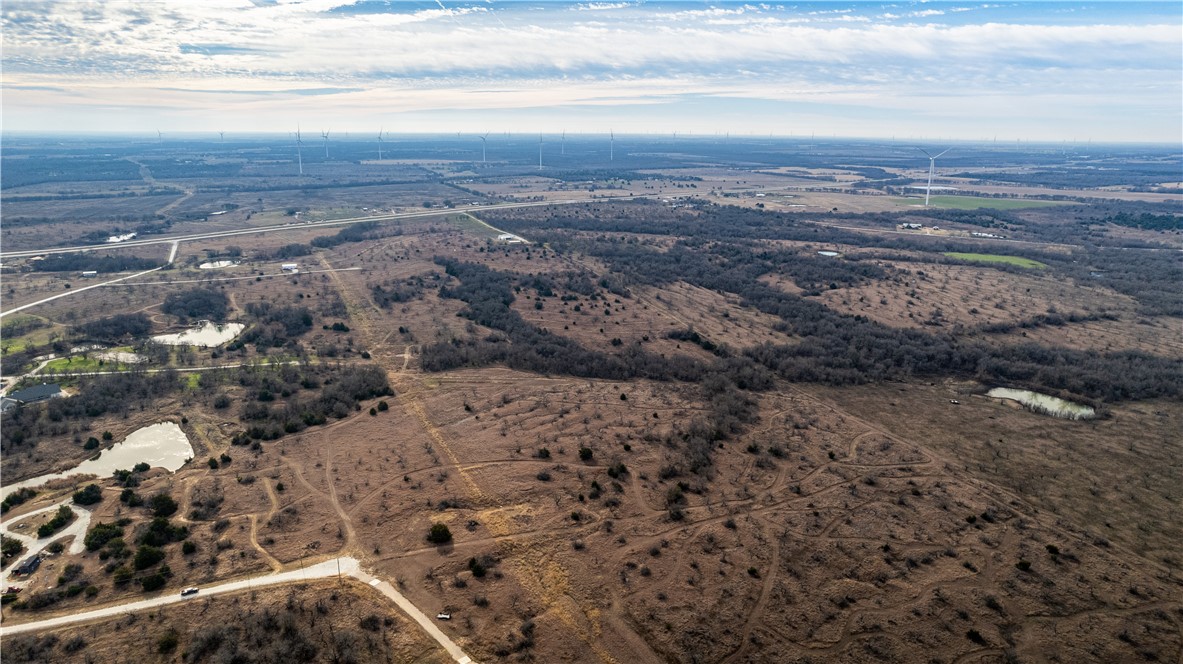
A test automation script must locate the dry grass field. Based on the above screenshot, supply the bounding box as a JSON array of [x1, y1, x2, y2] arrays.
[[2, 579, 450, 664], [2, 196, 1180, 664]]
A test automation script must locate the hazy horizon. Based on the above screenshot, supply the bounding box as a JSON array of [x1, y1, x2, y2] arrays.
[[3, 1, 1181, 143]]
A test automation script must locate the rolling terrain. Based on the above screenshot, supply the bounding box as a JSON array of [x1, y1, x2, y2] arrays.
[[1, 137, 1180, 663]]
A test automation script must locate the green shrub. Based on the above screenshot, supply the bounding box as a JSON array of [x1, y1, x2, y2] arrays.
[[73, 484, 103, 505], [427, 523, 452, 544], [134, 545, 166, 570]]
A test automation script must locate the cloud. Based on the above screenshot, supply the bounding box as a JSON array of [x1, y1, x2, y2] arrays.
[[573, 2, 633, 11], [1, 1, 1178, 141]]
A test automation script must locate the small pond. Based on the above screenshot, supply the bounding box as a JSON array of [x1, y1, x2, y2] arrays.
[[0, 422, 193, 500], [199, 260, 238, 269], [152, 321, 245, 347], [986, 388, 1095, 420], [817, 251, 840, 257]]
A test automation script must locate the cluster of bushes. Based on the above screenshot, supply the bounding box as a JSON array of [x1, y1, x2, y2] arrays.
[[370, 274, 433, 309], [31, 253, 159, 273], [421, 258, 775, 476], [1, 535, 25, 566], [1, 487, 37, 514], [310, 221, 380, 248], [177, 598, 387, 663], [226, 364, 393, 443], [270, 243, 314, 259], [37, 505, 75, 538], [83, 493, 187, 593], [421, 258, 702, 382], [72, 484, 103, 505], [233, 303, 313, 349], [485, 204, 1182, 402], [2, 370, 182, 451], [76, 313, 152, 342], [162, 288, 229, 321]]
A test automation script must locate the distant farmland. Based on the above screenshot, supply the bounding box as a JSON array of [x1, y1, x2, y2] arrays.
[[893, 195, 1066, 210], [943, 252, 1048, 268]]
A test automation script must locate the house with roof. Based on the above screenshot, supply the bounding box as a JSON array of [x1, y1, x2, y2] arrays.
[[1, 383, 62, 413]]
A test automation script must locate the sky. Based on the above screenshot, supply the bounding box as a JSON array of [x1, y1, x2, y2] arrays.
[[2, 1, 1180, 142]]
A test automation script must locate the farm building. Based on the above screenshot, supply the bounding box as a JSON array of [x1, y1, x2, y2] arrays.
[[2, 383, 63, 413], [13, 556, 42, 576]]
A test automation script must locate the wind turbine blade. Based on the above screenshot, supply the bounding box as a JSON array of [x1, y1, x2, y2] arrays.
[[916, 147, 933, 159], [935, 148, 952, 159]]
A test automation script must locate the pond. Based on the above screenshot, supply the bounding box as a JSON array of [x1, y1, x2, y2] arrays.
[[199, 260, 238, 269], [152, 321, 245, 347], [0, 422, 194, 501], [986, 388, 1095, 420], [817, 251, 840, 257]]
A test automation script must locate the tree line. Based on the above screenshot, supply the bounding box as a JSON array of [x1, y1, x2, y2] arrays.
[[481, 204, 1182, 403]]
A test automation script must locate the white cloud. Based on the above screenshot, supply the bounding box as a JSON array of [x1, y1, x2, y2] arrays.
[[1, 1, 1178, 141]]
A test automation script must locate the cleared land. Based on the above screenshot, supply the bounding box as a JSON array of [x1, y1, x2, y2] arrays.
[[943, 252, 1048, 269], [893, 196, 1066, 210], [1, 142, 1180, 663]]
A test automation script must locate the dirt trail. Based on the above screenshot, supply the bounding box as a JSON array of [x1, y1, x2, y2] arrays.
[[317, 253, 389, 355], [722, 522, 781, 664], [124, 157, 193, 216], [322, 450, 359, 552], [406, 398, 491, 509], [247, 514, 284, 572]]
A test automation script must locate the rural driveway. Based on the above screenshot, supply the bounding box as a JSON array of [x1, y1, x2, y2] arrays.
[[0, 266, 163, 321], [0, 556, 478, 663], [1, 500, 94, 587]]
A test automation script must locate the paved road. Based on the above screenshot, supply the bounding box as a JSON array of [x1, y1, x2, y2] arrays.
[[1, 500, 94, 587], [0, 556, 478, 663], [0, 358, 54, 397], [0, 266, 164, 320], [100, 266, 361, 288], [0, 198, 608, 260], [43, 360, 305, 378], [0, 196, 612, 319]]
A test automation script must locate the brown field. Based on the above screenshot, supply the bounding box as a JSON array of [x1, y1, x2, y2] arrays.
[[1, 579, 450, 664], [2, 206, 1180, 663], [812, 261, 1122, 328]]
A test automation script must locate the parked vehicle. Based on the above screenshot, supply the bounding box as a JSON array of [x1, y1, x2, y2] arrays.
[[180, 587, 199, 596]]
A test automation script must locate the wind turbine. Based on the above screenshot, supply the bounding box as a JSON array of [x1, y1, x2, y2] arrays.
[[295, 125, 304, 176], [157, 130, 162, 145], [609, 129, 614, 161], [479, 132, 489, 163], [538, 134, 544, 170], [561, 129, 566, 156], [377, 128, 384, 160], [218, 131, 225, 144], [321, 129, 330, 158], [916, 147, 951, 207]]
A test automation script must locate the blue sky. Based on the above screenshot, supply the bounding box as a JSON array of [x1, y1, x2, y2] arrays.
[[2, 1, 1179, 142]]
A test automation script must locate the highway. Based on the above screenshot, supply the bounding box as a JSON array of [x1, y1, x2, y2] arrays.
[[0, 198, 606, 260], [0, 197, 614, 320], [0, 556, 477, 663]]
